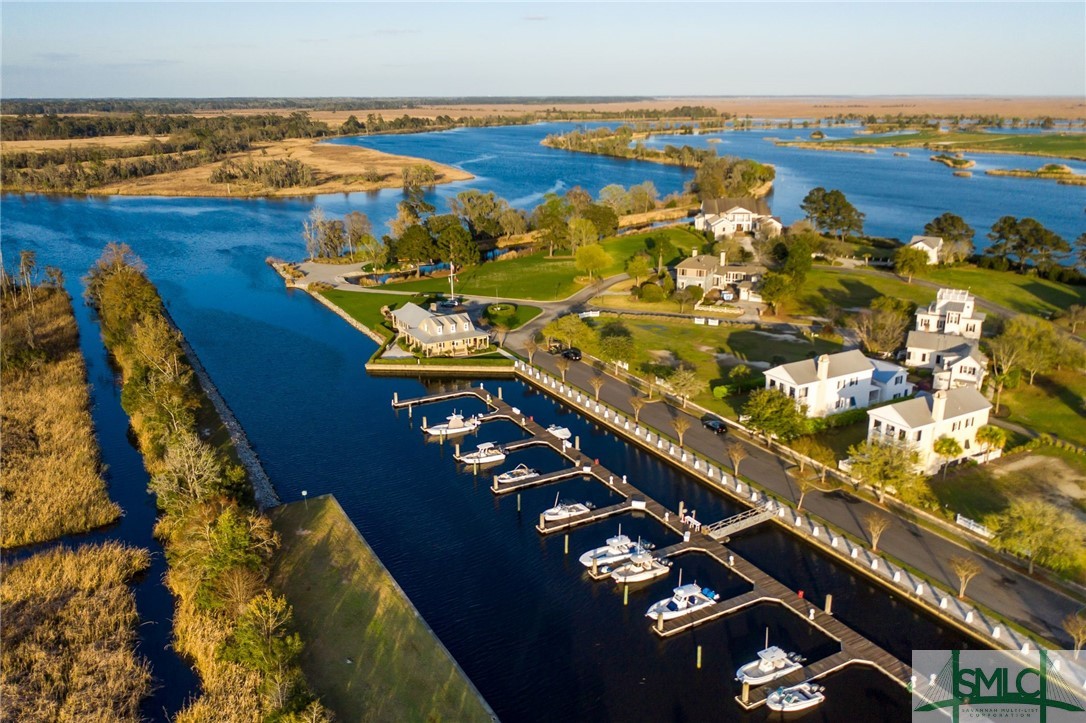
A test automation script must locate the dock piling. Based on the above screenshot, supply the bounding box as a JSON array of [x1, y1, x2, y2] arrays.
[[679, 501, 685, 519], [455, 443, 461, 457], [498, 386, 503, 400], [539, 513, 545, 528], [697, 645, 702, 670], [393, 391, 398, 404], [623, 585, 629, 606], [742, 682, 750, 704], [422, 415, 427, 430], [493, 478, 499, 492], [564, 534, 569, 555], [824, 594, 834, 615], [592, 558, 598, 576], [574, 435, 580, 451], [517, 493, 521, 512], [657, 613, 664, 633]]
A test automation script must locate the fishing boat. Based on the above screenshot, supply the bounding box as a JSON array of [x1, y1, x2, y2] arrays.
[[541, 492, 594, 522], [766, 682, 825, 712], [578, 527, 654, 568], [609, 552, 671, 584], [423, 412, 480, 437], [454, 442, 506, 465], [495, 463, 538, 485], [735, 630, 805, 686], [546, 424, 572, 440], [645, 573, 720, 621]]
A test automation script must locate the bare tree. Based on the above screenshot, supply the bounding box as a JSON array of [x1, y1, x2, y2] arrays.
[[794, 471, 818, 511], [629, 395, 646, 423], [1064, 613, 1086, 660], [727, 442, 748, 478], [590, 375, 605, 401], [671, 416, 691, 447], [524, 338, 539, 365], [1066, 305, 1086, 335], [949, 555, 983, 599], [302, 207, 326, 260], [863, 512, 891, 552], [556, 357, 570, 383]]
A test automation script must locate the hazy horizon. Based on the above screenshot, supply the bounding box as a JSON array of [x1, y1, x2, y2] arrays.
[[3, 2, 1083, 99]]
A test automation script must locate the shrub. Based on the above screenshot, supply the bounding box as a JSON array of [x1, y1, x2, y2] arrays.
[[640, 282, 665, 302], [712, 385, 730, 399]]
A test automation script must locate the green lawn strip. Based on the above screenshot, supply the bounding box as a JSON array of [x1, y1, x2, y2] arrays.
[[815, 130, 1086, 160], [320, 290, 429, 340], [372, 355, 514, 367], [269, 497, 493, 723], [796, 267, 933, 315], [378, 227, 705, 301], [999, 369, 1086, 447]]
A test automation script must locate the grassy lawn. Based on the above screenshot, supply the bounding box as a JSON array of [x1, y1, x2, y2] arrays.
[[816, 130, 1086, 160], [378, 226, 705, 301], [999, 369, 1086, 447], [797, 265, 1086, 318], [270, 497, 492, 723], [483, 303, 542, 330], [320, 290, 428, 340]]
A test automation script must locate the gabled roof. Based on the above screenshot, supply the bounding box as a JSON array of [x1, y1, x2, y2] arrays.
[[907, 330, 978, 353], [869, 388, 991, 429], [676, 254, 719, 272], [390, 302, 432, 328], [768, 349, 875, 386], [701, 196, 770, 216], [870, 358, 907, 384], [909, 235, 943, 250]]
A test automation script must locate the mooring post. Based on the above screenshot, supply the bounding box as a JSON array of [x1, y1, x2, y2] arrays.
[[564, 534, 569, 555], [517, 493, 521, 512], [455, 443, 461, 457], [696, 645, 702, 670], [592, 557, 598, 576], [824, 594, 834, 616], [574, 435, 580, 450], [679, 501, 686, 519], [493, 478, 499, 492], [422, 415, 428, 430], [498, 386, 503, 400], [408, 405, 412, 418], [539, 513, 545, 528], [657, 613, 664, 633], [742, 682, 750, 704], [623, 585, 629, 606], [393, 391, 399, 405]]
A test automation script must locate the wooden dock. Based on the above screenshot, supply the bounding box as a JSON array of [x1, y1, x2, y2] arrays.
[[393, 386, 915, 708]]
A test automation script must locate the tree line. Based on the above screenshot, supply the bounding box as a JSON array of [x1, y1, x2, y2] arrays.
[[84, 244, 331, 722]]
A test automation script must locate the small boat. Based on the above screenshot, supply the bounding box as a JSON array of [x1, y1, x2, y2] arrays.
[[455, 442, 506, 465], [609, 552, 671, 584], [423, 412, 480, 437], [541, 492, 595, 522], [766, 682, 825, 712], [736, 631, 805, 686], [546, 424, 572, 440], [495, 463, 538, 485], [578, 527, 654, 569], [645, 577, 720, 621]]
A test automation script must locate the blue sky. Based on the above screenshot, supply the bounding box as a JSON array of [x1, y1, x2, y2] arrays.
[[2, 2, 1083, 98]]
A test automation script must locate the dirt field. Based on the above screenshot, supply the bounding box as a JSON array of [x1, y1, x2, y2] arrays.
[[1, 135, 162, 151]]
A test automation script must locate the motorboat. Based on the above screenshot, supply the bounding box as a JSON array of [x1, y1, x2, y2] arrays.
[[578, 528, 654, 569], [455, 442, 506, 465], [645, 579, 720, 621], [766, 682, 825, 712], [735, 631, 805, 686], [423, 412, 480, 437], [541, 492, 595, 522], [546, 424, 572, 440], [609, 552, 671, 584], [495, 463, 538, 484]]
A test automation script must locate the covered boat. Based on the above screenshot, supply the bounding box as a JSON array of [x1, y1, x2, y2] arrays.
[[455, 442, 506, 465], [735, 643, 804, 686], [609, 552, 671, 584], [423, 412, 481, 437], [578, 530, 653, 569], [495, 463, 538, 485], [542, 498, 594, 522], [645, 582, 720, 621]]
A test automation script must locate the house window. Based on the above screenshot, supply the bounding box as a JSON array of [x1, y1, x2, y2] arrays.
[[898, 430, 906, 441], [915, 431, 922, 442], [921, 354, 929, 363], [873, 420, 882, 430], [769, 379, 777, 389]]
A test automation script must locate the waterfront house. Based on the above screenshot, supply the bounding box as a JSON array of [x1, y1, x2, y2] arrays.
[[865, 387, 994, 474], [914, 288, 984, 339], [907, 235, 944, 265], [693, 197, 781, 240], [390, 302, 490, 357], [764, 350, 913, 418], [675, 250, 766, 300], [905, 330, 988, 391]]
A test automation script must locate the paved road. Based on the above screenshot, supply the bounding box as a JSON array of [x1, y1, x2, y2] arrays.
[[522, 347, 1085, 647]]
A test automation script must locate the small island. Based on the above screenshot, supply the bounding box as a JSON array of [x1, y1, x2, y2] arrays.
[[931, 153, 975, 169], [986, 163, 1086, 186]]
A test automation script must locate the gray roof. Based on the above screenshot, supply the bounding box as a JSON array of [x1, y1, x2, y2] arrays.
[[701, 196, 770, 216], [770, 349, 874, 386], [392, 302, 487, 346], [907, 330, 978, 353], [943, 301, 967, 314], [391, 302, 432, 328], [871, 388, 990, 428], [676, 254, 719, 272], [909, 235, 943, 250]]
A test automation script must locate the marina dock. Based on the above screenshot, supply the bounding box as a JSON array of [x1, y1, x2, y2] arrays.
[[392, 385, 915, 708]]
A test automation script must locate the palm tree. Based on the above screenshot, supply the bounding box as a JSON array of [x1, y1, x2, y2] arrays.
[[671, 416, 691, 447], [629, 395, 646, 424], [933, 435, 963, 481], [975, 425, 1007, 463]]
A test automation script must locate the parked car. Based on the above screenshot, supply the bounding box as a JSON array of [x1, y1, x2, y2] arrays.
[[702, 418, 728, 435], [562, 347, 582, 361]]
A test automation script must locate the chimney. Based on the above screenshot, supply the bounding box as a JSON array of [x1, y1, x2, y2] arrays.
[[816, 354, 830, 381], [931, 390, 948, 421], [691, 247, 698, 258], [719, 251, 727, 266]]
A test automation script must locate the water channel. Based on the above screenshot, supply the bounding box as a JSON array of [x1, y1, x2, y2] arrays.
[[2, 120, 1079, 720]]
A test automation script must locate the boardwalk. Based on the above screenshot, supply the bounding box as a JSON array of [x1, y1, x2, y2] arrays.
[[393, 386, 915, 710]]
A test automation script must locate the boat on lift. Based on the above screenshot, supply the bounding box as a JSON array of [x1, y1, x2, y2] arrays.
[[578, 527, 654, 568], [495, 463, 538, 485], [423, 411, 481, 437], [454, 442, 506, 465], [766, 682, 826, 712], [546, 424, 572, 440], [609, 552, 671, 584], [645, 573, 720, 621], [541, 492, 595, 522], [735, 630, 805, 686]]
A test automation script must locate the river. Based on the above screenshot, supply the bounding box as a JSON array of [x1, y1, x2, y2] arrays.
[[3, 119, 1073, 720]]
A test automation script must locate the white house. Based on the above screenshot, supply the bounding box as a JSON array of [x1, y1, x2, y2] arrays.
[[390, 302, 490, 357], [693, 198, 782, 240], [866, 388, 994, 474], [675, 250, 766, 301], [914, 288, 985, 339], [764, 350, 913, 419], [907, 235, 944, 265], [905, 330, 988, 391]]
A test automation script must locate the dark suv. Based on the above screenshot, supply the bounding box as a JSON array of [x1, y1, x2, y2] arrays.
[[561, 347, 582, 361], [702, 418, 728, 435]]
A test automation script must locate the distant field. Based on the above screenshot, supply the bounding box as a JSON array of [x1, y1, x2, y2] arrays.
[[380, 227, 704, 301], [1, 134, 161, 151], [270, 497, 492, 723], [808, 130, 1086, 160]]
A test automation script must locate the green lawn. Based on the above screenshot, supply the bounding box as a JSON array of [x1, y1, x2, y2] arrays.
[[483, 303, 542, 330], [999, 369, 1086, 447], [813, 130, 1086, 160], [270, 497, 493, 723], [797, 265, 1086, 318], [320, 290, 428, 340], [378, 227, 705, 301]]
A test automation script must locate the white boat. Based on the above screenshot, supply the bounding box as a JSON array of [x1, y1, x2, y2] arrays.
[[578, 528, 654, 568], [541, 492, 594, 522], [735, 631, 805, 686], [645, 580, 720, 621], [455, 442, 506, 465], [766, 682, 825, 712], [609, 552, 671, 584], [546, 424, 572, 440], [423, 412, 480, 437], [495, 463, 538, 484]]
